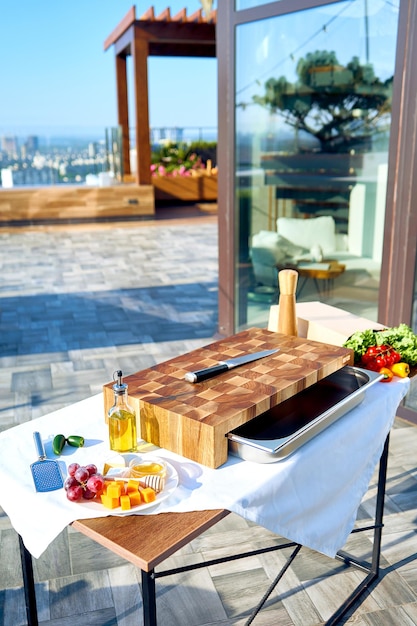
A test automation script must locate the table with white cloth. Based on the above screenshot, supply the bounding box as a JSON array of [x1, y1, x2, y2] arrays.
[[0, 377, 409, 626]]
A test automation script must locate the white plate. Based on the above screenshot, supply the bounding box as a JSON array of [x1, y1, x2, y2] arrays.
[[77, 460, 179, 516]]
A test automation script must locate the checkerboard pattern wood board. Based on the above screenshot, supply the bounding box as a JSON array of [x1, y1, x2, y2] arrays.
[[103, 328, 353, 467]]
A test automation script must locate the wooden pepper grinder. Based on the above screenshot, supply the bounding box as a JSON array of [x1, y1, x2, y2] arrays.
[[277, 269, 298, 336]]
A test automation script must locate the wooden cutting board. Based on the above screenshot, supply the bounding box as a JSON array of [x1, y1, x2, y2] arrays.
[[103, 327, 353, 468]]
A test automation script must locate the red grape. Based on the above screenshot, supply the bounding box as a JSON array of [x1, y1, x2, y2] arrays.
[[85, 464, 98, 476], [66, 485, 84, 502], [64, 476, 79, 490], [68, 463, 80, 477], [65, 464, 106, 503], [82, 487, 96, 500], [74, 467, 90, 484], [87, 474, 104, 494]]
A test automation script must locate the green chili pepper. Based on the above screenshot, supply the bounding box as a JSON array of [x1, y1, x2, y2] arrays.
[[52, 434, 66, 455], [66, 435, 85, 448]]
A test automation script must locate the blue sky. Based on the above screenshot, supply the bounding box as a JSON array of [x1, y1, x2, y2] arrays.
[[0, 1, 217, 137]]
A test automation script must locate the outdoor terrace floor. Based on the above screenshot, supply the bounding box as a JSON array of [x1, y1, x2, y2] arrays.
[[1, 203, 417, 625]]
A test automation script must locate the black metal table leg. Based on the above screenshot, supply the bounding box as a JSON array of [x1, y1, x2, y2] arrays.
[[371, 433, 390, 573], [141, 569, 157, 626], [18, 534, 38, 626], [328, 433, 390, 624]]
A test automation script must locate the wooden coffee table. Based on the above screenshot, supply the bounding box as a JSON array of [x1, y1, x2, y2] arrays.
[[278, 260, 346, 297]]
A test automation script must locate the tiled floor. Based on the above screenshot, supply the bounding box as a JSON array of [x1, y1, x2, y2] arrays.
[[1, 204, 417, 625]]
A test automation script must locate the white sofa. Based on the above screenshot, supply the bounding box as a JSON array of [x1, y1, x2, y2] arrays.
[[251, 216, 380, 289]]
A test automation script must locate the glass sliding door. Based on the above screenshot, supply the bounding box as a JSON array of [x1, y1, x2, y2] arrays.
[[234, 0, 399, 331], [236, 0, 284, 10]]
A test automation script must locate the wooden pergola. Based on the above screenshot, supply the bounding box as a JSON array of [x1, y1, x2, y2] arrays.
[[104, 5, 217, 185]]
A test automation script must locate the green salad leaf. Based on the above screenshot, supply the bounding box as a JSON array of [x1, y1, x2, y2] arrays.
[[376, 324, 417, 366], [343, 329, 380, 363], [343, 323, 417, 366]]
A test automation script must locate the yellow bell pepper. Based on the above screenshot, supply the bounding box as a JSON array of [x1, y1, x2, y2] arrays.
[[390, 362, 410, 378]]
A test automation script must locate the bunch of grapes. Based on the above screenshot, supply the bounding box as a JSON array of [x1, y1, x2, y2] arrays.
[[64, 463, 105, 502]]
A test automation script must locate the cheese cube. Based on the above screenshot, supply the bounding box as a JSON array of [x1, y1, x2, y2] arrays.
[[107, 483, 123, 499], [120, 495, 131, 511], [100, 494, 120, 509], [139, 487, 156, 503], [129, 492, 142, 507], [126, 479, 139, 493]]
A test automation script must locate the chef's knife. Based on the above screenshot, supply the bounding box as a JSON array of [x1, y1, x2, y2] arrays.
[[184, 348, 279, 383]]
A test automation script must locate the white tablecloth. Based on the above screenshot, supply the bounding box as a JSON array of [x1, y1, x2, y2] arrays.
[[0, 378, 409, 560]]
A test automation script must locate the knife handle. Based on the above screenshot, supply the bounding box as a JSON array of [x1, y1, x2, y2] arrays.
[[184, 363, 229, 383]]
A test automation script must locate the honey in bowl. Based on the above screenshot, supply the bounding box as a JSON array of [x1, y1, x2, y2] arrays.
[[128, 458, 166, 480]]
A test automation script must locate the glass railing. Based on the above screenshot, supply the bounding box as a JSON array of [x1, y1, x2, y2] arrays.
[[148, 126, 217, 146], [0, 126, 217, 188]]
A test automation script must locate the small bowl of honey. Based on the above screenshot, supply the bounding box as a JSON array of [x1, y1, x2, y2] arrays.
[[128, 456, 167, 480]]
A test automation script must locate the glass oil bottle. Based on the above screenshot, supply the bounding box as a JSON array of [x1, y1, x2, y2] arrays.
[[108, 370, 138, 453]]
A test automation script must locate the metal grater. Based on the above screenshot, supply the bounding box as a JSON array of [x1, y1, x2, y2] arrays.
[[30, 431, 64, 492]]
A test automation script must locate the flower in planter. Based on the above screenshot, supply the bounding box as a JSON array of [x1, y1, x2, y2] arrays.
[[150, 141, 215, 177]]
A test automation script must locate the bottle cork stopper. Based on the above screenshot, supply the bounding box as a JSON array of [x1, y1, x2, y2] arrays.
[[277, 269, 298, 336]]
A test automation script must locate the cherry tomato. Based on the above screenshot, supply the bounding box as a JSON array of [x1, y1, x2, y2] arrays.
[[391, 351, 402, 364], [385, 352, 395, 367], [375, 355, 387, 369], [360, 343, 406, 374]]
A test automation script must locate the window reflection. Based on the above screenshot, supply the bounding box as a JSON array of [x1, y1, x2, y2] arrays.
[[235, 0, 399, 330]]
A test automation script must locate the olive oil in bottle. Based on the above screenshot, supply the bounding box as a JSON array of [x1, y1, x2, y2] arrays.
[[108, 370, 138, 453]]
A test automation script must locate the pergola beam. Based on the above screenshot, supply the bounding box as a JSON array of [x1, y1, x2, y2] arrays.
[[104, 6, 136, 52], [104, 5, 216, 185]]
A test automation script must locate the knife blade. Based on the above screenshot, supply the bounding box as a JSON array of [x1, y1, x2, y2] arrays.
[[184, 348, 279, 383]]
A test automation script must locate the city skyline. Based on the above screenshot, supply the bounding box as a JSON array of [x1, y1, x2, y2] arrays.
[[0, 1, 217, 137]]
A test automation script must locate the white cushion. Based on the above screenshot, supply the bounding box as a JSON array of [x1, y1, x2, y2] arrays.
[[252, 230, 280, 248], [277, 216, 336, 255], [252, 231, 286, 264], [276, 234, 307, 259], [252, 230, 307, 263], [335, 233, 349, 251]]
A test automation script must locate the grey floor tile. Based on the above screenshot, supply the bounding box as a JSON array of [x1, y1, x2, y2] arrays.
[[48, 570, 115, 619]]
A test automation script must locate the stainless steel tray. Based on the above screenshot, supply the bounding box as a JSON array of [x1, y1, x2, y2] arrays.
[[228, 366, 382, 463]]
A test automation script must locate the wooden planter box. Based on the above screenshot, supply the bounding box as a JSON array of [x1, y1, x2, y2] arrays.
[[0, 184, 155, 222], [152, 174, 217, 202]]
